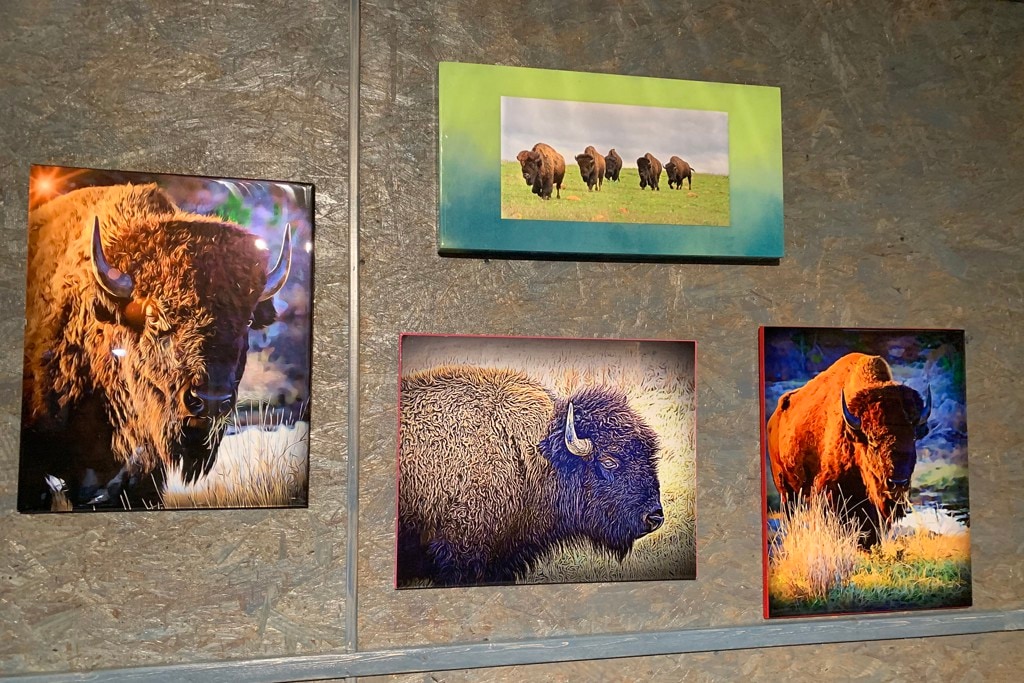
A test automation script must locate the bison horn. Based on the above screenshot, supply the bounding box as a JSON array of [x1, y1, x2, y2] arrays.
[[841, 388, 863, 433], [90, 217, 134, 300], [259, 224, 292, 302], [564, 402, 593, 458]]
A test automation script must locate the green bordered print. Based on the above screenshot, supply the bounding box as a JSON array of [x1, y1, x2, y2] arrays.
[[439, 62, 783, 261]]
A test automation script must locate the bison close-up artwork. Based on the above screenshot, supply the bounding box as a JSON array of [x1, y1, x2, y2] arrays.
[[396, 334, 696, 589], [760, 327, 971, 617], [18, 166, 313, 513]]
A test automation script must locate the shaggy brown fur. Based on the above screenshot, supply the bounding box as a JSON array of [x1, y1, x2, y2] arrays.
[[766, 353, 928, 546], [574, 145, 606, 192], [21, 183, 276, 509], [665, 156, 693, 190], [516, 142, 566, 200]]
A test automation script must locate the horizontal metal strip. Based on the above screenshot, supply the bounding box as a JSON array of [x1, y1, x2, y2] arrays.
[[6, 608, 1022, 683]]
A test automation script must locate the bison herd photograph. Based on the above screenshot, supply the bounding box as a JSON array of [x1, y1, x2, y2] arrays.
[[501, 97, 730, 227], [396, 334, 697, 588], [18, 166, 313, 513], [760, 327, 971, 617]]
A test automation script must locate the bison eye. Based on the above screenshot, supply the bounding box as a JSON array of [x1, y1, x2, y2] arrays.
[[247, 316, 254, 327], [598, 456, 619, 471]]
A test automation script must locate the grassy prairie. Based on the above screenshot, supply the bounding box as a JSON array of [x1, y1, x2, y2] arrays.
[[768, 493, 971, 616], [401, 340, 697, 584], [501, 161, 730, 226]]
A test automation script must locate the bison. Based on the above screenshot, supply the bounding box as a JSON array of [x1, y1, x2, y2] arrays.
[[516, 142, 565, 200], [574, 145, 606, 192], [604, 149, 622, 182], [18, 183, 291, 511], [636, 153, 662, 191], [766, 353, 931, 546], [665, 156, 694, 190], [398, 365, 664, 587]]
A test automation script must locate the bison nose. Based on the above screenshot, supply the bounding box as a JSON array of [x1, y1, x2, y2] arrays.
[[185, 388, 235, 419], [888, 477, 911, 489], [644, 507, 665, 534]]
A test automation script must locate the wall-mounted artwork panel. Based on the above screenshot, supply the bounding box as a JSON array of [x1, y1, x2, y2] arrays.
[[760, 327, 970, 618], [19, 166, 314, 513], [438, 62, 783, 261], [397, 334, 697, 588]]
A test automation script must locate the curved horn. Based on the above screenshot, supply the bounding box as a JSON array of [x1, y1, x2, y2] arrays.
[[90, 217, 134, 299], [564, 402, 593, 458], [259, 224, 292, 302], [841, 388, 862, 433]]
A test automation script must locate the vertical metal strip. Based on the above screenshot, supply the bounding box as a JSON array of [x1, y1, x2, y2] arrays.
[[345, 0, 361, 661]]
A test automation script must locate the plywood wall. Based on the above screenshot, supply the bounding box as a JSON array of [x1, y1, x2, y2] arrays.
[[1, 0, 1022, 680]]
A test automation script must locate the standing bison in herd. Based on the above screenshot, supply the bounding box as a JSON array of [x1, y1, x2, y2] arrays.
[[574, 145, 606, 192], [19, 184, 292, 511], [604, 148, 622, 182], [636, 153, 663, 191], [516, 142, 566, 200], [665, 156, 694, 190], [398, 365, 665, 587], [515, 143, 694, 198], [766, 353, 932, 547]]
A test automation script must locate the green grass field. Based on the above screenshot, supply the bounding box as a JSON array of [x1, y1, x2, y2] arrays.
[[501, 161, 730, 226]]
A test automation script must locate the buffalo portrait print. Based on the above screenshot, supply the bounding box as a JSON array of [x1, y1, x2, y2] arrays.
[[19, 166, 313, 513], [760, 327, 970, 617], [396, 334, 696, 588]]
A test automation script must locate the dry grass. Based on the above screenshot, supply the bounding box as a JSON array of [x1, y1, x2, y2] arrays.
[[768, 495, 972, 615], [162, 407, 309, 509], [768, 492, 862, 603]]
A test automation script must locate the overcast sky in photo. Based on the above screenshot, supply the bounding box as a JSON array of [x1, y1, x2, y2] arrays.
[[501, 97, 730, 175]]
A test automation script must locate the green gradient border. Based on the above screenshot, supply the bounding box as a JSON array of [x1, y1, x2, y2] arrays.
[[439, 62, 783, 260]]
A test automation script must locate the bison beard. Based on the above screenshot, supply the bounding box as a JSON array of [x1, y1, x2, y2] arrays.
[[18, 184, 290, 511], [398, 366, 665, 587], [766, 353, 931, 547]]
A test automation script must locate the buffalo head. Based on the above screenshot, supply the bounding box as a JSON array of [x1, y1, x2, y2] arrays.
[[543, 388, 664, 559], [517, 150, 543, 188], [90, 216, 292, 480], [841, 382, 931, 521]]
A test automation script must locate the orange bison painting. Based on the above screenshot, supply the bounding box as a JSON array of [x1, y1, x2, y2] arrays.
[[760, 327, 970, 618], [18, 167, 314, 513], [766, 352, 930, 547]]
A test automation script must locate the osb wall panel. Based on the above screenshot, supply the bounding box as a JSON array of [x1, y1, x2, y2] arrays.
[[0, 0, 1022, 680], [357, 0, 1024, 661], [364, 631, 1024, 683], [0, 0, 349, 675]]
